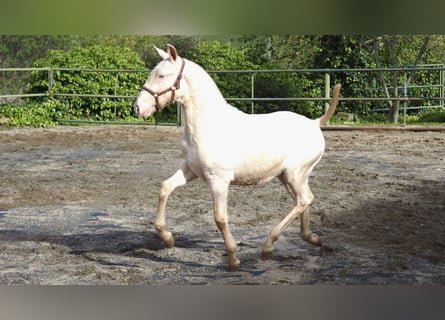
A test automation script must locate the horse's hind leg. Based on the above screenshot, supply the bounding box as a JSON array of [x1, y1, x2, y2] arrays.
[[155, 160, 197, 247], [277, 174, 320, 245], [299, 206, 322, 246], [262, 172, 317, 260]]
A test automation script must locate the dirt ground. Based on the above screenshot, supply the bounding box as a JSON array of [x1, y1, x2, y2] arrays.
[[0, 125, 444, 284]]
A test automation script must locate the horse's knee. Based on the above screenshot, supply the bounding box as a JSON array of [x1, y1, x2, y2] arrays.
[[158, 182, 170, 200]]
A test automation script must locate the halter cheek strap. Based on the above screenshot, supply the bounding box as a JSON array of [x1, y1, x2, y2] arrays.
[[142, 59, 185, 113]]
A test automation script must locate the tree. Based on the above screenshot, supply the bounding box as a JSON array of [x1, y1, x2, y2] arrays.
[[314, 35, 376, 116], [0, 36, 76, 98], [0, 35, 75, 68], [240, 35, 325, 116], [241, 35, 320, 68], [371, 35, 432, 123], [87, 35, 198, 68], [242, 35, 443, 123], [188, 39, 321, 116]]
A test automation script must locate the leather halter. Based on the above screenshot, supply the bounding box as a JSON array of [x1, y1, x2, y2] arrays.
[[141, 59, 185, 112]]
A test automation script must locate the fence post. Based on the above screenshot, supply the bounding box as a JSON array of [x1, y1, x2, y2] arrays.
[[403, 72, 408, 127], [176, 102, 184, 127], [440, 68, 444, 109], [251, 73, 255, 114], [114, 73, 119, 120], [48, 68, 54, 97], [324, 73, 331, 124]]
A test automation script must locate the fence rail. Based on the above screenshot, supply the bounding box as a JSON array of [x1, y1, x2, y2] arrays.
[[1, 66, 444, 126]]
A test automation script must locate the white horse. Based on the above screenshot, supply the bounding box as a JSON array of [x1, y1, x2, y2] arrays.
[[134, 44, 341, 271]]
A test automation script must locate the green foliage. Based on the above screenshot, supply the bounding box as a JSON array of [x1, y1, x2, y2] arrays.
[[0, 35, 76, 95], [0, 35, 75, 68], [412, 108, 445, 123], [26, 45, 147, 121], [314, 35, 377, 115], [253, 72, 323, 117], [356, 112, 390, 124], [240, 35, 320, 68], [189, 41, 260, 113], [188, 40, 323, 117], [86, 35, 198, 68], [2, 35, 445, 126], [0, 103, 56, 128]]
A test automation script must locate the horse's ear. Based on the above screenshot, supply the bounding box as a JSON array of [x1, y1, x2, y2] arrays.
[[166, 44, 178, 61], [154, 46, 169, 60]]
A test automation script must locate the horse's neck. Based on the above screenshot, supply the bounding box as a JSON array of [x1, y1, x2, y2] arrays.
[[183, 60, 226, 105], [181, 60, 229, 134]]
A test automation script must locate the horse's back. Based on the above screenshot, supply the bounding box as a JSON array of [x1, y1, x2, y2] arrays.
[[228, 110, 325, 183], [239, 110, 324, 148]]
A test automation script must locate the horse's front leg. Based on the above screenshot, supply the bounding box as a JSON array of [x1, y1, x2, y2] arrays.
[[155, 160, 197, 247], [210, 179, 240, 271]]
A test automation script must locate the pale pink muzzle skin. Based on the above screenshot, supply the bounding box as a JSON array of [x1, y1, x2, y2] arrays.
[[133, 92, 156, 119]]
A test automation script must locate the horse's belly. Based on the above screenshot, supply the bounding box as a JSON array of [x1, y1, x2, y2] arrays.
[[232, 155, 284, 186], [232, 173, 277, 186]]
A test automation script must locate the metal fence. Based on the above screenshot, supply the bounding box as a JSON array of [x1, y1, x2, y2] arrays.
[[1, 65, 444, 126]]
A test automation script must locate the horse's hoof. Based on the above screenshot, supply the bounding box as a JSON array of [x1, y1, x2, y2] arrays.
[[261, 250, 273, 261], [163, 232, 175, 248], [228, 260, 240, 272], [309, 234, 322, 246]]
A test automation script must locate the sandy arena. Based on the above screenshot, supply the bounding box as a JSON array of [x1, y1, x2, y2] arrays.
[[0, 125, 444, 284]]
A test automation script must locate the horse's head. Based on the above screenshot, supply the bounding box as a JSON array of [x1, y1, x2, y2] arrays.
[[133, 44, 186, 118]]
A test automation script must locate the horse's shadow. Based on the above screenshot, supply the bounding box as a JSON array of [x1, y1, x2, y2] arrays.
[[0, 226, 243, 272], [0, 207, 315, 276]]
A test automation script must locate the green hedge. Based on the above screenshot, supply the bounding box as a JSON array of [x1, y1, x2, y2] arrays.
[[26, 45, 148, 121], [0, 103, 56, 128]]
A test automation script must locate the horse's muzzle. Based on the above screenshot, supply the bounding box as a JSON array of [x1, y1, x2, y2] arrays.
[[133, 101, 140, 117]]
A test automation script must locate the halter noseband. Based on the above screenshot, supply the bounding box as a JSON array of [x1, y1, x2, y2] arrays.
[[141, 59, 185, 112]]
